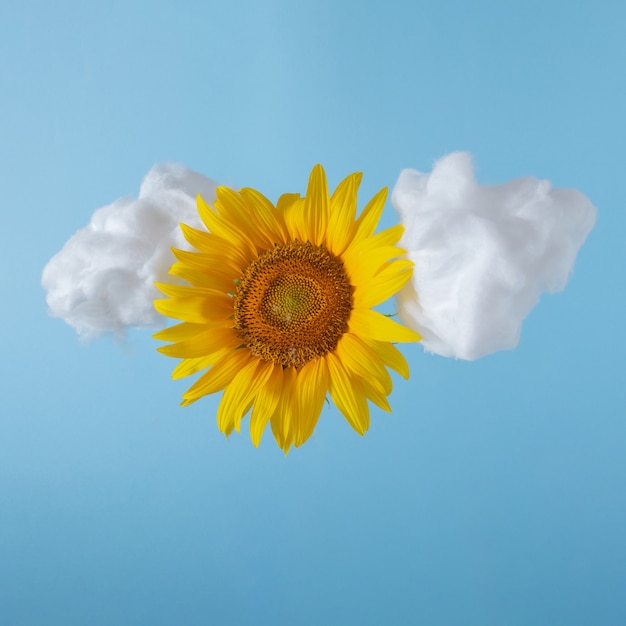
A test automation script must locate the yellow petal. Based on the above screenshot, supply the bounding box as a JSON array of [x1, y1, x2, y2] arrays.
[[353, 260, 414, 309], [154, 282, 226, 299], [214, 187, 273, 252], [352, 187, 387, 245], [276, 193, 301, 217], [327, 352, 370, 435], [170, 248, 243, 279], [293, 357, 329, 447], [168, 262, 235, 292], [334, 333, 392, 395], [361, 338, 410, 379], [182, 348, 252, 402], [249, 364, 284, 446], [197, 193, 257, 259], [343, 245, 407, 287], [326, 172, 361, 256], [217, 359, 273, 435], [349, 308, 421, 343], [359, 377, 392, 413], [283, 196, 307, 242], [239, 187, 288, 246], [154, 295, 233, 324], [157, 327, 239, 358], [180, 223, 249, 268], [270, 366, 297, 453], [153, 322, 213, 342], [303, 164, 329, 245], [171, 355, 215, 380], [343, 225, 405, 273]]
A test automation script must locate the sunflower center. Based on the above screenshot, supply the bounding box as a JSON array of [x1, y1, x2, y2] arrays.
[[234, 241, 353, 368], [261, 276, 323, 328]]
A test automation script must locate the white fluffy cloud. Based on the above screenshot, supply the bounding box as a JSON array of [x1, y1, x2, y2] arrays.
[[392, 152, 596, 360], [42, 164, 217, 339]]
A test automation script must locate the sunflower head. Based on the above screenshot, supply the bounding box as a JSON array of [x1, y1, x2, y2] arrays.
[[154, 165, 420, 452]]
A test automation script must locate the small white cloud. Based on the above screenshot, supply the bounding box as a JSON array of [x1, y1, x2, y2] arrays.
[[42, 164, 217, 339], [392, 152, 596, 360]]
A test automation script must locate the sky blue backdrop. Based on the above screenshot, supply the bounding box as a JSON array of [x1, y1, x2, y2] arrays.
[[2, 1, 625, 624]]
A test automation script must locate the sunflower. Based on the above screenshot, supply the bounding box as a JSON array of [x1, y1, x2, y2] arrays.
[[154, 165, 420, 452]]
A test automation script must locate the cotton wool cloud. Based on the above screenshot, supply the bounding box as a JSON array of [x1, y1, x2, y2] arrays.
[[42, 164, 217, 339], [393, 152, 596, 360]]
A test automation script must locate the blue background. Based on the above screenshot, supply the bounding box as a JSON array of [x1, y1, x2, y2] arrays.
[[2, 0, 625, 624]]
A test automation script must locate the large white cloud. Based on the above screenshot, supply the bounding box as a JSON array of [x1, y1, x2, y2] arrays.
[[392, 152, 596, 360], [42, 164, 217, 339]]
